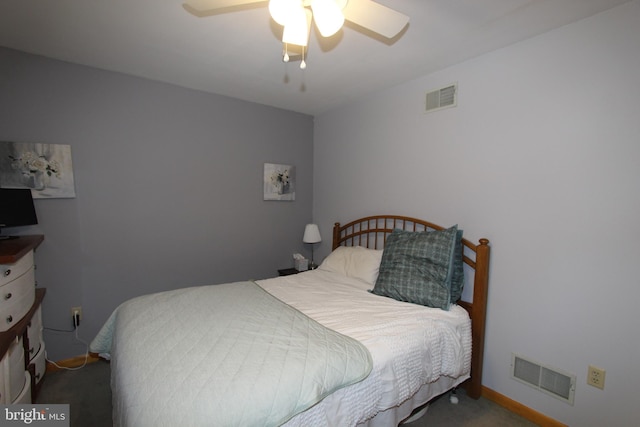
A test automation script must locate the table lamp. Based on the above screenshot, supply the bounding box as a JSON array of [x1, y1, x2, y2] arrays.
[[303, 224, 321, 269]]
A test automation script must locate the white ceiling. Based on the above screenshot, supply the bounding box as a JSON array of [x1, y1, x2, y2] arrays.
[[0, 0, 630, 116]]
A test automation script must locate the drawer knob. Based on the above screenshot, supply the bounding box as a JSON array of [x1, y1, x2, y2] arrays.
[[3, 269, 10, 277], [6, 315, 12, 324], [4, 293, 11, 300]]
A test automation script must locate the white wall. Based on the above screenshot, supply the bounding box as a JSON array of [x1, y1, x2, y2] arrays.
[[313, 2, 640, 425]]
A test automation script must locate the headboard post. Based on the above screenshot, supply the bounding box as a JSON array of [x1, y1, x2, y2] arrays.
[[332, 222, 341, 251], [465, 238, 490, 399]]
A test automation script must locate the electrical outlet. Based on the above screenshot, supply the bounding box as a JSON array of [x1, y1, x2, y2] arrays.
[[587, 365, 605, 389], [71, 306, 82, 327]]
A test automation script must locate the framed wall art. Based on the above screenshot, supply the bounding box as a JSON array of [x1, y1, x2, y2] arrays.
[[0, 141, 76, 198], [264, 163, 295, 201]]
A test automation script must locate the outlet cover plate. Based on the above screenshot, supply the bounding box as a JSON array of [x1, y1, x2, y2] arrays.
[[587, 365, 605, 389]]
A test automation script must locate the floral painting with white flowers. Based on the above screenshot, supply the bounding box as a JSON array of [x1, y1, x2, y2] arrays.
[[0, 141, 76, 198], [264, 163, 295, 201]]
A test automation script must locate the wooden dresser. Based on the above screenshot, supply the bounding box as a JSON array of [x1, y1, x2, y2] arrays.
[[0, 235, 46, 404]]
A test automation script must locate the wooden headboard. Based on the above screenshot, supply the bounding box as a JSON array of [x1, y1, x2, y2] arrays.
[[332, 215, 490, 399]]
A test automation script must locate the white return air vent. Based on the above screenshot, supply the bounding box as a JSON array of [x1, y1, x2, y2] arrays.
[[425, 83, 457, 113], [511, 353, 576, 405]]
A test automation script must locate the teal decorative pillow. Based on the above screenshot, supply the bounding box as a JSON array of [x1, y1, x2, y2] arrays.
[[372, 226, 459, 310], [450, 229, 465, 303]]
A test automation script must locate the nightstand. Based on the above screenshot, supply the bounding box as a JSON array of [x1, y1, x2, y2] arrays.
[[278, 268, 300, 276]]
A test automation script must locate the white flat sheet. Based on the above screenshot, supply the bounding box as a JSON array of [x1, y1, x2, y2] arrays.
[[257, 269, 472, 426]]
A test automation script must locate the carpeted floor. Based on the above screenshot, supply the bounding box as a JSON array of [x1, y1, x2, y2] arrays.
[[36, 361, 538, 426]]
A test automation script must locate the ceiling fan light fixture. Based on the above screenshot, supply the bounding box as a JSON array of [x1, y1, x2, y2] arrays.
[[311, 0, 345, 37], [282, 7, 312, 47], [186, 0, 409, 71], [335, 0, 348, 10], [269, 0, 301, 26]]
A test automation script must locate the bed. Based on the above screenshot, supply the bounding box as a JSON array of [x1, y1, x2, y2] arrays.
[[90, 215, 490, 426]]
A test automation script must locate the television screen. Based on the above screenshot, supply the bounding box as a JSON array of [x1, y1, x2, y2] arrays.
[[0, 188, 38, 234]]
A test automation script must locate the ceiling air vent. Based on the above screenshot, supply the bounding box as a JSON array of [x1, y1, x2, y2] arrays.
[[425, 83, 457, 113], [511, 353, 576, 405]]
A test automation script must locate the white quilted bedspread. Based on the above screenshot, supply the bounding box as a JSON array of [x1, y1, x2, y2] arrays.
[[256, 270, 472, 426], [90, 281, 373, 427], [91, 270, 472, 427]]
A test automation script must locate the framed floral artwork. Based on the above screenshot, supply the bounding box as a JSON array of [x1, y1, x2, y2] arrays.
[[264, 163, 295, 201], [0, 141, 76, 198]]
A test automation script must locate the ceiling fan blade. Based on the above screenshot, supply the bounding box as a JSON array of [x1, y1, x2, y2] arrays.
[[185, 0, 266, 13], [342, 0, 409, 39]]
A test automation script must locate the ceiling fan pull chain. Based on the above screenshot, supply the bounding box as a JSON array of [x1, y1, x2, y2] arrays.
[[283, 43, 290, 63], [300, 46, 306, 69]]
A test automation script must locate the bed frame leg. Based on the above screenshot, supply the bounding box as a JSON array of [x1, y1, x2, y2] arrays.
[[449, 388, 459, 404]]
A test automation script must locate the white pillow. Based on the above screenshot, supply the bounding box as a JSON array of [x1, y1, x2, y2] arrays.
[[318, 246, 383, 285]]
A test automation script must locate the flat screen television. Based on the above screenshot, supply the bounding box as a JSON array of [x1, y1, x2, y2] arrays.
[[0, 188, 38, 239]]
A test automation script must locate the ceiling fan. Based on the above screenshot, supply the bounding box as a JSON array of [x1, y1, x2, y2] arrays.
[[184, 0, 409, 68]]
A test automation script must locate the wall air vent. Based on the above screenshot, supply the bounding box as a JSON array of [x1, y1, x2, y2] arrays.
[[425, 83, 457, 113], [511, 353, 576, 405]]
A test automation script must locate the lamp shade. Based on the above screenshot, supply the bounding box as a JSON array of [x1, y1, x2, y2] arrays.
[[269, 0, 298, 26], [311, 0, 344, 37], [282, 6, 312, 47], [303, 224, 322, 243]]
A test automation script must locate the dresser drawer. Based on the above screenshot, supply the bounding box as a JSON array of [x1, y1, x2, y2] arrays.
[[0, 267, 36, 332], [30, 343, 46, 385], [0, 250, 34, 287], [27, 307, 43, 361]]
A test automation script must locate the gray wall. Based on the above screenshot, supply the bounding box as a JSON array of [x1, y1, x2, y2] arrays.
[[312, 2, 640, 426], [0, 47, 314, 360]]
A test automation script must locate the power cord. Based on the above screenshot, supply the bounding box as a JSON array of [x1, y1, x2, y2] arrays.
[[44, 315, 90, 371]]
